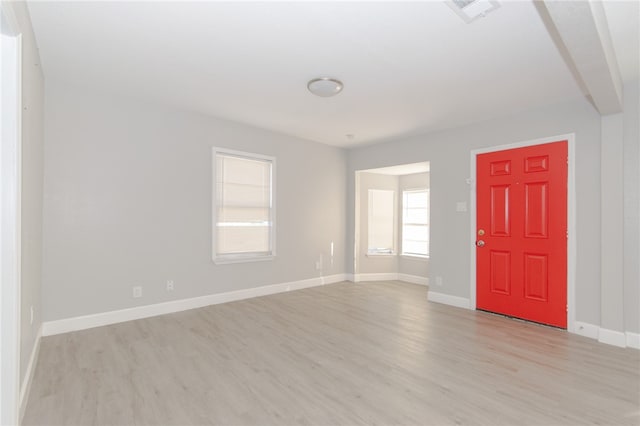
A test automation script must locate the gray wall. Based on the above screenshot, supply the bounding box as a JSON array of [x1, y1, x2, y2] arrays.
[[347, 98, 603, 326], [36, 48, 640, 335], [398, 172, 429, 278], [9, 1, 45, 390], [42, 83, 346, 321]]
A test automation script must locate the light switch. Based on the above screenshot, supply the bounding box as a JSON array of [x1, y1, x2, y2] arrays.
[[456, 202, 467, 212]]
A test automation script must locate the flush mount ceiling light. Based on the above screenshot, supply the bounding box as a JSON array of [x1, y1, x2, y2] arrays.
[[307, 77, 344, 97]]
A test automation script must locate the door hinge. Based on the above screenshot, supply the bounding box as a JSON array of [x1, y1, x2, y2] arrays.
[[566, 305, 568, 312], [566, 230, 568, 239]]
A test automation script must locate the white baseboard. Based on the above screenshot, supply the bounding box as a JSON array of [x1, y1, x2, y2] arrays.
[[427, 291, 471, 309], [571, 321, 638, 350], [598, 328, 627, 348], [347, 272, 427, 286], [320, 274, 346, 286], [19, 324, 42, 422], [42, 274, 347, 336], [626, 332, 640, 349], [40, 272, 640, 352], [353, 273, 399, 282], [573, 321, 600, 340], [397, 273, 428, 286]]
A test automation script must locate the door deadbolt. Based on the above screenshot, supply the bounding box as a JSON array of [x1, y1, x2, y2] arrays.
[[478, 229, 485, 236]]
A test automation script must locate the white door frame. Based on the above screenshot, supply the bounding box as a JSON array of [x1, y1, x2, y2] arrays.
[[0, 3, 23, 425], [468, 133, 576, 333]]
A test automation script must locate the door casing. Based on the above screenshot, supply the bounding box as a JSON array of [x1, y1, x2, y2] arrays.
[[469, 134, 576, 333], [0, 3, 23, 425]]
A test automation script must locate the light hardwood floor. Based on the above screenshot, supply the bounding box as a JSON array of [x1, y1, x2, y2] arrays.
[[23, 281, 640, 425]]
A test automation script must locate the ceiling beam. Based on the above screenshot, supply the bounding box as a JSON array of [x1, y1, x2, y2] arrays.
[[539, 0, 623, 115]]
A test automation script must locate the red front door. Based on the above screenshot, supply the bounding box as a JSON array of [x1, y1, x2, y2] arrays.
[[476, 141, 567, 328]]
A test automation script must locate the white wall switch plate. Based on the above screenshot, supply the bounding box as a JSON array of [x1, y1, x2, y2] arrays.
[[133, 286, 142, 298]]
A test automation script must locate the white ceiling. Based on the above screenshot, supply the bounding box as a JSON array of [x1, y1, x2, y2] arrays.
[[27, 1, 637, 148]]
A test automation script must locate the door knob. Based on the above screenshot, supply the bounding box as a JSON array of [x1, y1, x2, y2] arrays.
[[476, 240, 485, 247]]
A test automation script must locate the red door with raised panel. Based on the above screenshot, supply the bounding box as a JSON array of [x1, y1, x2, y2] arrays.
[[476, 141, 567, 328]]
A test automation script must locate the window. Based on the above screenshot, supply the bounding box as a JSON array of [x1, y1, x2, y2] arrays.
[[402, 189, 429, 257], [368, 189, 395, 255], [212, 148, 275, 263]]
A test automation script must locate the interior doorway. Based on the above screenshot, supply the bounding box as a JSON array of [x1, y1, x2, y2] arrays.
[[353, 162, 430, 283]]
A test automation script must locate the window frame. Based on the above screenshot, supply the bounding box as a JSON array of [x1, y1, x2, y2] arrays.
[[401, 188, 430, 258], [212, 147, 276, 264], [367, 188, 397, 256]]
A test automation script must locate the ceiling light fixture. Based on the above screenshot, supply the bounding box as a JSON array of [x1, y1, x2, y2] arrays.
[[307, 77, 344, 97]]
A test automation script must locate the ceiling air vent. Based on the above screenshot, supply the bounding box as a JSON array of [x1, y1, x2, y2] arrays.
[[446, 0, 500, 23]]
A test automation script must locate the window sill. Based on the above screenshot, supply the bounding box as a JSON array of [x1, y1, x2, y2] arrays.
[[213, 255, 275, 265], [401, 254, 429, 261], [366, 253, 397, 258]]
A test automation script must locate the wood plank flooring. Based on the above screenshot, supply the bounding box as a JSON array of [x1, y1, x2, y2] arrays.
[[23, 281, 640, 425]]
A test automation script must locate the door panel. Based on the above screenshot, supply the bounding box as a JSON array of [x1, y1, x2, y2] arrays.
[[524, 182, 548, 238], [490, 251, 511, 295], [523, 253, 548, 301], [477, 141, 567, 328], [490, 185, 510, 236]]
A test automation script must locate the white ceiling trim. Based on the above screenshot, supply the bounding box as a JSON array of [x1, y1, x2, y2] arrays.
[[541, 0, 623, 115], [361, 162, 430, 176]]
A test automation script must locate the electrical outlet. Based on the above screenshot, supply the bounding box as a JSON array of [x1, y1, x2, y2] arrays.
[[132, 286, 142, 298], [30, 306, 34, 325], [166, 280, 174, 291], [435, 276, 443, 286]]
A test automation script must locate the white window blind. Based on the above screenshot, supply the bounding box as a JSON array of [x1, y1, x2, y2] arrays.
[[402, 189, 429, 257], [368, 189, 395, 254], [214, 150, 274, 262]]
